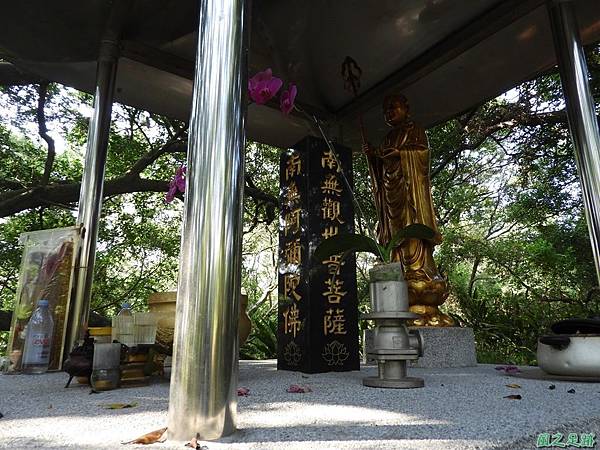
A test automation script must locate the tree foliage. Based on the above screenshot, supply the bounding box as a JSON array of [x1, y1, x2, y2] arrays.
[[0, 85, 280, 356], [423, 44, 600, 364], [1, 44, 600, 364]]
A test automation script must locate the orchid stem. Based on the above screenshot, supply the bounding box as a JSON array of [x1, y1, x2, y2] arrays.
[[294, 106, 383, 261]]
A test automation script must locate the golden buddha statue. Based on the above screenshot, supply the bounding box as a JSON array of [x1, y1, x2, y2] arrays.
[[363, 94, 454, 327]]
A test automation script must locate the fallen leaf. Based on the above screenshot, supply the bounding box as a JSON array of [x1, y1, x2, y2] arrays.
[[237, 387, 250, 396], [549, 384, 556, 390], [505, 383, 521, 389], [503, 394, 522, 400], [102, 402, 138, 410], [287, 384, 311, 393], [567, 388, 576, 394], [122, 427, 167, 445]]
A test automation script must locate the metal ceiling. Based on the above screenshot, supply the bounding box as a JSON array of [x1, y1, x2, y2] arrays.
[[1, 0, 599, 149]]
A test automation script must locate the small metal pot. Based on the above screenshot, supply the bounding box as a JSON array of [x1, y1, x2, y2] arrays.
[[537, 317, 600, 377], [537, 335, 600, 377]]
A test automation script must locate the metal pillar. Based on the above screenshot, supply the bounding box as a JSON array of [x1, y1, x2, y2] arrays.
[[168, 0, 247, 442], [64, 11, 123, 355], [548, 0, 600, 285]]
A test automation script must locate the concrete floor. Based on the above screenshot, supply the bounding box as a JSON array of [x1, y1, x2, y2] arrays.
[[1, 360, 599, 449]]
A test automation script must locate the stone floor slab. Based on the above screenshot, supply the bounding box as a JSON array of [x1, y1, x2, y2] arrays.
[[0, 361, 599, 449]]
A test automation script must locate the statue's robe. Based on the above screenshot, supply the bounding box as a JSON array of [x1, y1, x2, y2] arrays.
[[366, 121, 446, 304]]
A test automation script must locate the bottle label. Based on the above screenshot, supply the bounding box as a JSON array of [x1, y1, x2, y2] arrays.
[[23, 333, 51, 365]]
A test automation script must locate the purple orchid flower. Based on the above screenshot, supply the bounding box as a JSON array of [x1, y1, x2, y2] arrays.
[[166, 179, 178, 203], [174, 166, 186, 192], [248, 68, 283, 105], [237, 387, 250, 396], [165, 165, 186, 203], [280, 83, 297, 115], [286, 384, 311, 393], [495, 365, 521, 374]]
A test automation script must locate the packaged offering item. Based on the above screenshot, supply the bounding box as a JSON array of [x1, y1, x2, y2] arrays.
[[6, 226, 81, 373]]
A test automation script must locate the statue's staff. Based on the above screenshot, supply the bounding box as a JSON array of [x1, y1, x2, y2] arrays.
[[296, 56, 383, 261], [342, 56, 382, 240], [341, 56, 368, 146]]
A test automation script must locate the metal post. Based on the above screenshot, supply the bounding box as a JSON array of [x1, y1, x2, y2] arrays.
[[548, 0, 600, 285], [168, 0, 247, 442], [64, 7, 124, 355]]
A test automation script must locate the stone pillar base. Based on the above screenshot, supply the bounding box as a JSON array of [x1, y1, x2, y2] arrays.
[[364, 327, 477, 368], [409, 327, 477, 368]]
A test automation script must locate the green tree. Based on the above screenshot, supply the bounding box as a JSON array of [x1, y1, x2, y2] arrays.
[[421, 44, 600, 363], [2, 43, 600, 364], [0, 83, 279, 357]]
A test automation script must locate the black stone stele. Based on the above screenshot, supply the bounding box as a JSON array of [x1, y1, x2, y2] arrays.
[[277, 136, 359, 373]]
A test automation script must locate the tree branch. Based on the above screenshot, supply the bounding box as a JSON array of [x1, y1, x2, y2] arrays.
[[36, 82, 56, 185], [0, 177, 169, 218], [126, 132, 187, 179], [0, 174, 280, 221], [0, 180, 26, 191], [468, 256, 481, 299], [430, 104, 589, 180]]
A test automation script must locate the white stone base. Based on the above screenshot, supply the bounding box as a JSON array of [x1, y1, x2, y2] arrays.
[[410, 326, 477, 368], [364, 327, 477, 368]]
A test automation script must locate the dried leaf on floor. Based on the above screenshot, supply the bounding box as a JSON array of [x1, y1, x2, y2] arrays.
[[503, 394, 522, 400], [287, 384, 312, 393], [567, 388, 576, 394], [549, 384, 556, 390], [505, 383, 521, 389], [237, 387, 250, 396], [102, 402, 139, 410], [122, 427, 167, 445]]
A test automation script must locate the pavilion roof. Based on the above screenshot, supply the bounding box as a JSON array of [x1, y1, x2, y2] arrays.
[[1, 0, 599, 148]]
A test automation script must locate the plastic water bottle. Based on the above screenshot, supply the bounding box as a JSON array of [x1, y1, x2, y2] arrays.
[[118, 303, 133, 317], [22, 299, 54, 374]]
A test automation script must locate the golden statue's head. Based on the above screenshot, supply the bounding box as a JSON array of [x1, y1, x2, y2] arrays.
[[383, 94, 409, 127]]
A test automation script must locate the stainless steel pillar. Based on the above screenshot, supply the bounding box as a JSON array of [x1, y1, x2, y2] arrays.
[[549, 0, 600, 285], [65, 38, 119, 355], [168, 0, 247, 441]]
